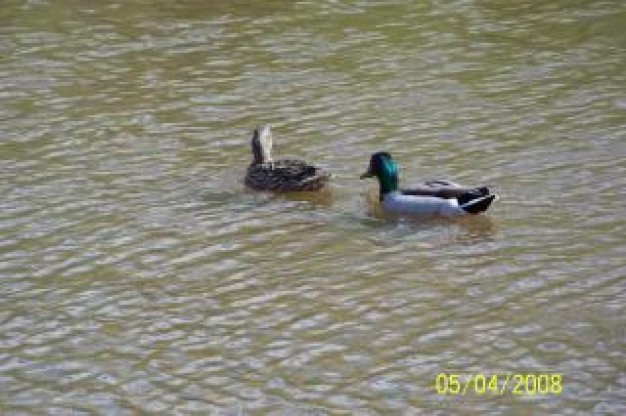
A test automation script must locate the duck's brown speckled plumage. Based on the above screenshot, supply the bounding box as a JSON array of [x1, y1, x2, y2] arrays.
[[244, 125, 330, 192], [246, 159, 330, 192]]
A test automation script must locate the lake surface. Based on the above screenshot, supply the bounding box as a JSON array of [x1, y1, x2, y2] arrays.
[[1, 0, 625, 414]]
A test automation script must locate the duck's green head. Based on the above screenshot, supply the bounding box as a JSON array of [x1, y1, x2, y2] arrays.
[[360, 152, 399, 195]]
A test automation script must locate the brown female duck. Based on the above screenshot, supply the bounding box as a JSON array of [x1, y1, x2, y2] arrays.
[[244, 125, 330, 192]]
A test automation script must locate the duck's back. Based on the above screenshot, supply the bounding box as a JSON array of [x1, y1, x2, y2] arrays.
[[245, 159, 330, 192]]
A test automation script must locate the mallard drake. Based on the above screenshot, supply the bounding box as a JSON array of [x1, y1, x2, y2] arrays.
[[244, 125, 330, 192], [360, 152, 497, 217]]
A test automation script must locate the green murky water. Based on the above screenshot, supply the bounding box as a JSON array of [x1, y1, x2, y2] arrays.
[[1, 1, 625, 414]]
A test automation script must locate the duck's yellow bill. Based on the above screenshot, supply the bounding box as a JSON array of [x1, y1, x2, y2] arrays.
[[360, 171, 373, 179]]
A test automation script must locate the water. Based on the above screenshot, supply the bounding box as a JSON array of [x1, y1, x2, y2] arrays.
[[1, 0, 625, 414]]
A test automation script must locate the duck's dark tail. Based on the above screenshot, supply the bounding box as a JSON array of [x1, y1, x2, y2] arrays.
[[458, 193, 497, 214]]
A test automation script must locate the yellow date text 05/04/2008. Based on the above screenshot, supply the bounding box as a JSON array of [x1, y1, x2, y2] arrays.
[[434, 373, 563, 396]]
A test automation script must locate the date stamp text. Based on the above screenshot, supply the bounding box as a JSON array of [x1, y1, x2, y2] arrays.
[[435, 373, 562, 396]]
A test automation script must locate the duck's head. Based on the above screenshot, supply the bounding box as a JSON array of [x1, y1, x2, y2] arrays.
[[360, 152, 399, 196], [251, 124, 273, 165]]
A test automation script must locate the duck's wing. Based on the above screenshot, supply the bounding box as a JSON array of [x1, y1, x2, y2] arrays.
[[245, 164, 280, 190], [400, 185, 450, 197], [272, 159, 318, 179], [402, 180, 490, 199], [423, 179, 464, 188], [274, 159, 330, 192]]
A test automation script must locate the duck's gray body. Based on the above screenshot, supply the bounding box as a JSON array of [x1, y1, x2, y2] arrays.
[[381, 191, 467, 216]]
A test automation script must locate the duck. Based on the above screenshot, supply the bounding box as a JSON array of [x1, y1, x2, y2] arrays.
[[244, 125, 331, 192], [360, 152, 497, 217]]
